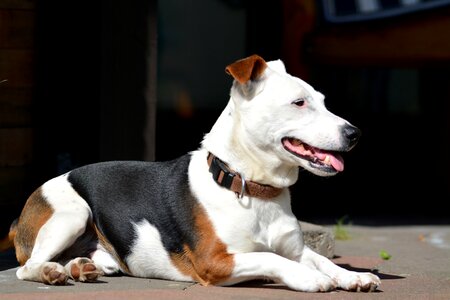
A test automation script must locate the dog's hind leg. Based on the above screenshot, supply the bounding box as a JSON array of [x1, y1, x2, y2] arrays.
[[64, 257, 104, 282], [15, 175, 92, 285], [61, 240, 121, 282], [89, 247, 122, 275]]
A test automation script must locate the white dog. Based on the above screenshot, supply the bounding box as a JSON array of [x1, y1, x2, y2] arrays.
[[0, 55, 380, 292]]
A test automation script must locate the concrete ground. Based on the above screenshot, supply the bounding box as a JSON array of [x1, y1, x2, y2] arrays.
[[1, 223, 450, 299]]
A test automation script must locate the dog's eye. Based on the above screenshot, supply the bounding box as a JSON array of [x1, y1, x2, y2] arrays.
[[292, 99, 306, 107]]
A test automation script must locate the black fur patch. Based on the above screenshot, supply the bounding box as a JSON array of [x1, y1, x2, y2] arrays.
[[68, 154, 198, 261]]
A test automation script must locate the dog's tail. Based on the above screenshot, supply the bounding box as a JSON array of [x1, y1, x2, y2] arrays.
[[0, 219, 17, 252]]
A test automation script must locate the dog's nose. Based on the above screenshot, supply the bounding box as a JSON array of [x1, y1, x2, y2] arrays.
[[342, 125, 361, 149]]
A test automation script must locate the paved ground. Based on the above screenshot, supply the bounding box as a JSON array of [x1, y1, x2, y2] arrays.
[[1, 224, 449, 299]]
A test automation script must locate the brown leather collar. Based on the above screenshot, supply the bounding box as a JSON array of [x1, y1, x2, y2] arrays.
[[207, 152, 283, 199]]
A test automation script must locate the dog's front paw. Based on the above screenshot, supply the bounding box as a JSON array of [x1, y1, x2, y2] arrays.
[[311, 274, 338, 292], [41, 262, 69, 285], [336, 271, 380, 292], [284, 270, 337, 292]]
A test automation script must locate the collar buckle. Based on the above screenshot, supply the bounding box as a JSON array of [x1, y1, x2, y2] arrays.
[[238, 173, 246, 199], [209, 154, 235, 190]]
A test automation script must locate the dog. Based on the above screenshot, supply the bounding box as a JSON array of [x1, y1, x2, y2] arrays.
[[0, 54, 380, 292]]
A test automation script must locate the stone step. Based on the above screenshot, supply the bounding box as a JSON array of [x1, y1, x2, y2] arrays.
[[300, 221, 335, 258]]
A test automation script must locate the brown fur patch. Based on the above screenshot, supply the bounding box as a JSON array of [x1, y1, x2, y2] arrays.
[[170, 204, 234, 286], [13, 188, 54, 265]]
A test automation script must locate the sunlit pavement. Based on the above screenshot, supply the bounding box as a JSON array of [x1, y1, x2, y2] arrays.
[[1, 224, 449, 299]]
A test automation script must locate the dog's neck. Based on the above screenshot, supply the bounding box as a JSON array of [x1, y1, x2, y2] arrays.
[[206, 152, 283, 199], [201, 99, 299, 188]]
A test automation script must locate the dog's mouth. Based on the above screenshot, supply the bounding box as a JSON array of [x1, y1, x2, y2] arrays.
[[282, 137, 344, 173]]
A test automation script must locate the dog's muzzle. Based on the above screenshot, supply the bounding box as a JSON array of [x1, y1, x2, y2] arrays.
[[282, 124, 361, 174]]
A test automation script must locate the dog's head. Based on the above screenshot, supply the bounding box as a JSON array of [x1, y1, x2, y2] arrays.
[[225, 54, 361, 177]]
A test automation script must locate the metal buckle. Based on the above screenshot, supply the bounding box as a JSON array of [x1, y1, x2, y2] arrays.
[[237, 172, 246, 199]]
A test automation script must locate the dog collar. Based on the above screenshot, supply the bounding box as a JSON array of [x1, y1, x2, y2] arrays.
[[207, 152, 283, 199]]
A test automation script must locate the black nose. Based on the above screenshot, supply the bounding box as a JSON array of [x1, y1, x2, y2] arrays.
[[342, 125, 361, 149]]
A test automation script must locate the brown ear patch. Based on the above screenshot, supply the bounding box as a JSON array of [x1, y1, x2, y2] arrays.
[[170, 203, 234, 286], [225, 54, 267, 84]]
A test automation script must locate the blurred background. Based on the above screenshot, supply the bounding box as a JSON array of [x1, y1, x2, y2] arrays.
[[1, 0, 449, 236]]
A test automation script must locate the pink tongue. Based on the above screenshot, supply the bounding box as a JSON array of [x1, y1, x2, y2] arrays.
[[315, 150, 344, 172], [283, 139, 345, 172]]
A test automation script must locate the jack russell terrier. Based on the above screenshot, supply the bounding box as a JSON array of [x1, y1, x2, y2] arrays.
[[0, 54, 380, 292]]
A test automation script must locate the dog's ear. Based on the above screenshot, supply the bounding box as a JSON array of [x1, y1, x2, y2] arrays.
[[267, 59, 287, 74], [225, 55, 267, 84]]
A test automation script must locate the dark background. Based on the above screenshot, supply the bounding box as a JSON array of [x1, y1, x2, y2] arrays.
[[0, 0, 449, 238]]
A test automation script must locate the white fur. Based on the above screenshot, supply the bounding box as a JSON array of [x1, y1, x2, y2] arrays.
[[126, 220, 192, 281], [189, 149, 301, 255], [90, 247, 121, 275], [198, 58, 380, 291]]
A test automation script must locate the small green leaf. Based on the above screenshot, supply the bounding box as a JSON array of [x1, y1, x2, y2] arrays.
[[379, 250, 392, 260], [334, 215, 351, 240]]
